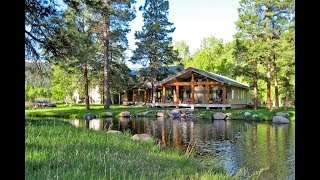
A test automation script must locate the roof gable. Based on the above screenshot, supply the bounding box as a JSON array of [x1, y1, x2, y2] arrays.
[[156, 67, 250, 89]]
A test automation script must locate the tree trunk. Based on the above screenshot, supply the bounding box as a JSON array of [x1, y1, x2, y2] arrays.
[[266, 56, 271, 109], [119, 93, 121, 105], [101, 83, 104, 105], [284, 70, 290, 110], [151, 78, 156, 103], [253, 60, 258, 110], [84, 63, 90, 110], [273, 53, 279, 109], [149, 89, 152, 103], [253, 79, 258, 111], [150, 62, 157, 103], [111, 94, 114, 105], [265, 4, 272, 110], [103, 0, 111, 109]]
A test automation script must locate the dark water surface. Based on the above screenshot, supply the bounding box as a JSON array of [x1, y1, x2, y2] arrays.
[[30, 116, 295, 179]]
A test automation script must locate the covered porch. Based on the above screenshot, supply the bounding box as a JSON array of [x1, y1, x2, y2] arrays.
[[155, 67, 229, 106], [146, 102, 231, 109]]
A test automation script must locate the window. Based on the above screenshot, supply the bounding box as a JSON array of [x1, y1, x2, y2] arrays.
[[232, 89, 234, 99], [238, 90, 240, 99]]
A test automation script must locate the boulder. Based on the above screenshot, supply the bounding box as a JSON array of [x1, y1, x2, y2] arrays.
[[119, 111, 131, 117], [213, 112, 227, 120], [272, 116, 290, 124], [244, 112, 251, 116], [84, 113, 96, 121], [132, 133, 152, 141], [169, 109, 180, 119], [106, 130, 122, 134], [276, 112, 289, 118]]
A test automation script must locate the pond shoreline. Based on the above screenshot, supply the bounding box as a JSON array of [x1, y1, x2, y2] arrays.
[[25, 115, 295, 179], [25, 104, 295, 122]]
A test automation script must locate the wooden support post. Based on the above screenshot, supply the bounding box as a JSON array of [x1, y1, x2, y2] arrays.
[[162, 86, 166, 103], [206, 79, 210, 104], [191, 72, 195, 104], [132, 89, 134, 102], [175, 85, 179, 103], [222, 85, 227, 104], [172, 88, 174, 102], [123, 91, 128, 102], [144, 91, 147, 103]]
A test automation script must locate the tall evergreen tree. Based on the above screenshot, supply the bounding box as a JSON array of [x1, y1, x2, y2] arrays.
[[270, 0, 295, 109], [45, 6, 100, 110], [83, 0, 136, 109], [234, 0, 264, 110], [277, 10, 295, 109], [254, 0, 295, 109], [130, 0, 179, 103], [25, 0, 63, 77], [234, 0, 295, 110]]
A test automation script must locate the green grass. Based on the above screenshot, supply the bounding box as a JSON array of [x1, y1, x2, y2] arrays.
[[25, 104, 151, 119], [25, 106, 271, 179], [26, 118, 236, 179], [195, 107, 295, 122]]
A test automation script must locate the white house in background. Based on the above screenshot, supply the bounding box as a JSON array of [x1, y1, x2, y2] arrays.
[[72, 85, 102, 104]]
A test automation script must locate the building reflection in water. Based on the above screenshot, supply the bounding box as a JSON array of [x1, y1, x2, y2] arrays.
[[70, 119, 80, 127], [89, 119, 102, 130], [69, 118, 269, 153], [67, 116, 294, 179]]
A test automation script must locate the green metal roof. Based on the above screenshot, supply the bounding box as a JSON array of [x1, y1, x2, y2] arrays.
[[156, 67, 250, 89]]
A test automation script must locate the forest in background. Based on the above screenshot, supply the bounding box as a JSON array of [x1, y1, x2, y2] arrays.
[[25, 0, 295, 110]]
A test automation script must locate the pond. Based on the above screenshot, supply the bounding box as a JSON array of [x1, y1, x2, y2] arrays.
[[66, 116, 295, 179]]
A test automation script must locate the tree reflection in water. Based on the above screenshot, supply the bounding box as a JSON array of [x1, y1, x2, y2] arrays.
[[68, 117, 294, 179]]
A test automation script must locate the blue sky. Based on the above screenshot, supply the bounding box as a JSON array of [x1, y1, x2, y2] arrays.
[[126, 0, 240, 68]]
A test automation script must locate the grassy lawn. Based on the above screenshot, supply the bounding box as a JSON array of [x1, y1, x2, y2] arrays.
[[25, 104, 150, 119], [195, 107, 295, 122], [26, 118, 240, 179]]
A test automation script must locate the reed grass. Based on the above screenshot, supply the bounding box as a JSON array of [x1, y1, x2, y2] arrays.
[[26, 118, 235, 179]]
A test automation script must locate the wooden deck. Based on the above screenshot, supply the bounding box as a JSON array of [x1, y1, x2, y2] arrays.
[[146, 102, 231, 109]]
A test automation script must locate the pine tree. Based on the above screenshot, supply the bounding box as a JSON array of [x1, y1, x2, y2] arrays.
[[234, 0, 264, 110], [84, 0, 136, 109], [234, 0, 294, 110], [25, 0, 62, 76], [130, 0, 179, 103], [44, 5, 100, 110]]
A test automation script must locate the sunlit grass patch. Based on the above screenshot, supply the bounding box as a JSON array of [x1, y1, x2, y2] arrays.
[[25, 118, 234, 179]]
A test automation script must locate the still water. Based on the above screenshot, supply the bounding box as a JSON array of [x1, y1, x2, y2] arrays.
[[68, 117, 295, 179]]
